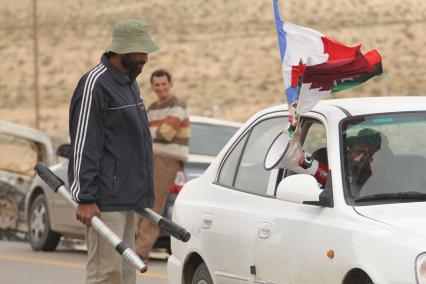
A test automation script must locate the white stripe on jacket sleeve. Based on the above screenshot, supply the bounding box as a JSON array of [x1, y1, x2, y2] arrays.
[[71, 64, 106, 202]]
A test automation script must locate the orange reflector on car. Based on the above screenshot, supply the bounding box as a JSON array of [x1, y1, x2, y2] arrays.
[[327, 250, 334, 259]]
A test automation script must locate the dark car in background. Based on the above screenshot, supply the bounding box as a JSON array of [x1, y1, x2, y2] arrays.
[[25, 116, 241, 252]]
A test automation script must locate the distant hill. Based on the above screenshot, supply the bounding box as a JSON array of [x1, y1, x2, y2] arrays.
[[1, 0, 425, 139]]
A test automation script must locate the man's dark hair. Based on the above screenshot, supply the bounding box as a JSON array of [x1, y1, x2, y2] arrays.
[[104, 51, 117, 59], [150, 69, 172, 84]]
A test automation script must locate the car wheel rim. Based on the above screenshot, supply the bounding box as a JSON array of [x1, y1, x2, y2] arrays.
[[31, 203, 46, 241]]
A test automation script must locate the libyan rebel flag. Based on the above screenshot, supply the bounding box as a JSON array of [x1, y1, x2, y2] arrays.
[[273, 0, 383, 114], [296, 49, 383, 113]]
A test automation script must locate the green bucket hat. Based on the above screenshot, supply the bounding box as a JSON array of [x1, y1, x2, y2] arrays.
[[347, 128, 382, 149], [106, 19, 159, 54]]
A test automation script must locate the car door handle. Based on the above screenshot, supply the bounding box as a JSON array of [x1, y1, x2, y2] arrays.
[[201, 213, 213, 229], [258, 222, 272, 239]]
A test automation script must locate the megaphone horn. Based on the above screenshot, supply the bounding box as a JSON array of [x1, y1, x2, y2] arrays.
[[264, 131, 290, 170], [264, 131, 328, 186]]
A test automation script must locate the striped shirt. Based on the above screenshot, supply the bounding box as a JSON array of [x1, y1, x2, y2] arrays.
[[148, 96, 190, 161]]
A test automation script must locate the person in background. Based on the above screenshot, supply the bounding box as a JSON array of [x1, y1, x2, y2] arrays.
[[135, 69, 190, 262], [68, 19, 158, 284]]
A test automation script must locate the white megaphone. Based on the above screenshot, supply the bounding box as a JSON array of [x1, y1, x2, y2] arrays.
[[264, 130, 328, 186]]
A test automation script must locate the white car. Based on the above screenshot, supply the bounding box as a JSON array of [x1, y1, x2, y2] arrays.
[[168, 96, 426, 284]]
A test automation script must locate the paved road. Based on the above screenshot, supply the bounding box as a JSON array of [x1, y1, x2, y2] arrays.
[[0, 240, 169, 284]]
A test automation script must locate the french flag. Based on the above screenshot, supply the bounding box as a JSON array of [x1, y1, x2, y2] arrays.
[[273, 0, 383, 113]]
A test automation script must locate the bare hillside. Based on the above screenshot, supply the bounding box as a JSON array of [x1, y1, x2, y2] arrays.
[[1, 0, 425, 141]]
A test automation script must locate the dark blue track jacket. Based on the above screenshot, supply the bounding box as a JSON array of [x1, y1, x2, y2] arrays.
[[68, 55, 154, 212]]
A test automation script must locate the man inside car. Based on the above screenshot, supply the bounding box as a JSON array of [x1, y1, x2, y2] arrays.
[[345, 128, 382, 195]]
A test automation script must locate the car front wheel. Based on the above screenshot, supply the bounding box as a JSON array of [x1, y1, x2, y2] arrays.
[[191, 263, 213, 284], [28, 195, 61, 251]]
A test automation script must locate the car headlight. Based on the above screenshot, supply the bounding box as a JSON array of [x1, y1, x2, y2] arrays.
[[416, 253, 426, 284]]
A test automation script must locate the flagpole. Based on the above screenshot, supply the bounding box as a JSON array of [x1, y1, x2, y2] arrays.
[[32, 0, 40, 129], [287, 59, 304, 138]]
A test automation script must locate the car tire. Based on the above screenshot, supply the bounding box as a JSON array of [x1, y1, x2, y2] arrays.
[[191, 262, 213, 284], [344, 270, 374, 284], [28, 195, 61, 251]]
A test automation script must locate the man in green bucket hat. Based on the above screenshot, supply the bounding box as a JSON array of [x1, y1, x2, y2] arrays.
[[68, 19, 158, 284], [346, 128, 382, 195]]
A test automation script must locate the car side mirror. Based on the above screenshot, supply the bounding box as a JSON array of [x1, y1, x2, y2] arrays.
[[56, 144, 71, 158], [276, 174, 332, 207]]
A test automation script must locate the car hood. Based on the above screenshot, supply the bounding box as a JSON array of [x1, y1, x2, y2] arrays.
[[354, 202, 426, 238]]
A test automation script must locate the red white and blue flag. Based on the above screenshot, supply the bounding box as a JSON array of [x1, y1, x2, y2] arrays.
[[273, 0, 383, 113]]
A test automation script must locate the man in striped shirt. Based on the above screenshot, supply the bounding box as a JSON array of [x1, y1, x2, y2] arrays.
[[136, 69, 190, 262]]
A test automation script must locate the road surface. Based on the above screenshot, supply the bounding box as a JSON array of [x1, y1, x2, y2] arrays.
[[0, 240, 169, 284]]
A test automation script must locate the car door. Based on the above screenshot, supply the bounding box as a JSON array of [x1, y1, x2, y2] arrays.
[[253, 116, 334, 284], [49, 161, 85, 235], [200, 114, 288, 284]]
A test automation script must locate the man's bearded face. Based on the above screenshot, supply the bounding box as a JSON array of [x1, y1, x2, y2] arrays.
[[348, 142, 379, 189], [121, 53, 147, 81]]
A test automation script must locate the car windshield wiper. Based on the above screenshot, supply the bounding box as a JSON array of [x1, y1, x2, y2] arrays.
[[354, 191, 426, 203]]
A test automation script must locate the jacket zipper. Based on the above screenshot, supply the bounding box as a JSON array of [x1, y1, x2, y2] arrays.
[[113, 159, 119, 191], [129, 84, 153, 196]]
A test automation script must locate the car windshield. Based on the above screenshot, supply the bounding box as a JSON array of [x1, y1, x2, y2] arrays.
[[190, 122, 239, 156], [341, 112, 426, 205]]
